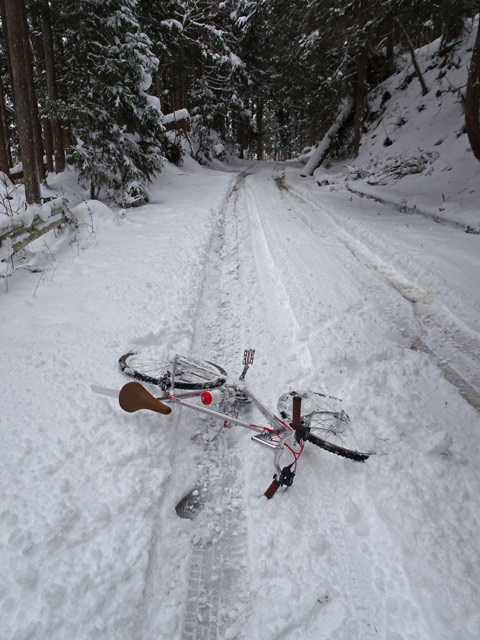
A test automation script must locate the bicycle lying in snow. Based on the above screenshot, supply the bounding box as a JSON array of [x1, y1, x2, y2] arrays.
[[93, 349, 371, 498]]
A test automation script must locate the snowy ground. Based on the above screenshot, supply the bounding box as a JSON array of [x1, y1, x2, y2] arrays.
[[1, 157, 480, 640]]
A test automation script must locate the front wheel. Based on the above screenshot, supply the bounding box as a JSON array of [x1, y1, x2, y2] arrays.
[[277, 390, 371, 462], [119, 351, 227, 391]]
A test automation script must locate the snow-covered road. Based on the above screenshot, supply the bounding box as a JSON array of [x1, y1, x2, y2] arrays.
[[1, 160, 479, 640]]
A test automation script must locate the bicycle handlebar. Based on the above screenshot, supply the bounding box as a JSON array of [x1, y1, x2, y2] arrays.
[[264, 479, 280, 499]]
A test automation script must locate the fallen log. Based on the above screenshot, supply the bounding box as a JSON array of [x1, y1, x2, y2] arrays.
[[163, 108, 190, 133], [300, 98, 355, 177]]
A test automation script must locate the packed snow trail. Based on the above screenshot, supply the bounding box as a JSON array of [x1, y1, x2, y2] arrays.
[[1, 160, 480, 640]]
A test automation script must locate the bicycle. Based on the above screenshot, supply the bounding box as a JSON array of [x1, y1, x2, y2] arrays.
[[93, 349, 371, 499]]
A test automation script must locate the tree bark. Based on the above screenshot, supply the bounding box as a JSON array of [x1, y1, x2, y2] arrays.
[[42, 116, 54, 173], [465, 18, 480, 162], [41, 0, 65, 172], [256, 100, 264, 161], [19, 0, 45, 180], [3, 0, 41, 203], [0, 77, 10, 173], [396, 19, 428, 96]]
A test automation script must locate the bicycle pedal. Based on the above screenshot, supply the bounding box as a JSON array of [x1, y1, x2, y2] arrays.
[[235, 391, 251, 403]]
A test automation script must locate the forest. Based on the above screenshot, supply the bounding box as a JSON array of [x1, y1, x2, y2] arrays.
[[0, 0, 479, 205]]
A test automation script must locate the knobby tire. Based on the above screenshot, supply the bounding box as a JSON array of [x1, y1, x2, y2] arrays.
[[119, 353, 227, 390], [306, 433, 369, 462]]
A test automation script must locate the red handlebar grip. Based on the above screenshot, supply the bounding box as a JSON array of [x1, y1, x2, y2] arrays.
[[264, 480, 280, 499]]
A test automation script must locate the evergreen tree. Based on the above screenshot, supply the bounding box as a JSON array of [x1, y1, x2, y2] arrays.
[[56, 0, 164, 202], [179, 0, 250, 160]]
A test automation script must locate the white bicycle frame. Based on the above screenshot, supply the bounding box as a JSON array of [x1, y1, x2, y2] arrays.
[[159, 354, 300, 478]]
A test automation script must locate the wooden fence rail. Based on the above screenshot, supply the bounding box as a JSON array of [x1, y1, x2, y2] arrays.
[[0, 198, 67, 257]]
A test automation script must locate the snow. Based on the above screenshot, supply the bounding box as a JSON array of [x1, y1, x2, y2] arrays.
[[163, 108, 190, 125], [1, 26, 480, 640], [146, 94, 162, 112], [307, 16, 480, 233], [1, 153, 479, 639], [161, 19, 183, 32], [140, 72, 153, 92]]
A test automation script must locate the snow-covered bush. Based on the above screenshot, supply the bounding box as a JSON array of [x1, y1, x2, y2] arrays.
[[0, 173, 25, 218]]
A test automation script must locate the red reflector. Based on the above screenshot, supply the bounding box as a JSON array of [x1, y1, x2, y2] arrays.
[[201, 391, 213, 405]]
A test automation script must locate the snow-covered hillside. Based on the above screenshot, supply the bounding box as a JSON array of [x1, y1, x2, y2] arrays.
[[309, 16, 480, 233]]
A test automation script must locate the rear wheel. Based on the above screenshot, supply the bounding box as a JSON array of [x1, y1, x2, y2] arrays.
[[277, 390, 370, 462], [119, 351, 227, 391]]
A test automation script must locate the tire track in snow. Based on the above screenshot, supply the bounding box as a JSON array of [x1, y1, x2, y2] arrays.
[[243, 180, 313, 371], [135, 171, 246, 640], [269, 171, 478, 637], [283, 177, 480, 412], [340, 235, 480, 412], [180, 170, 252, 640], [286, 178, 480, 411], [243, 167, 388, 640]]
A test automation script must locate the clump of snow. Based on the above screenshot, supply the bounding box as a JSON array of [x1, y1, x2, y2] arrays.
[[229, 52, 244, 68], [161, 19, 183, 32], [298, 146, 315, 164], [163, 108, 190, 125], [0, 172, 25, 221], [146, 94, 162, 112], [0, 234, 12, 260], [140, 72, 152, 92], [72, 199, 115, 218]]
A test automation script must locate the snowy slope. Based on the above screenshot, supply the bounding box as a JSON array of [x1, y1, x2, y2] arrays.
[[311, 16, 480, 233]]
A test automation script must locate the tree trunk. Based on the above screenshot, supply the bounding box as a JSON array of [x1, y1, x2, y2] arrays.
[[42, 117, 54, 173], [0, 0, 14, 169], [19, 0, 45, 180], [3, 0, 41, 203], [31, 24, 55, 173], [301, 97, 355, 176], [440, 0, 466, 50], [0, 77, 10, 173], [385, 15, 395, 71], [465, 18, 480, 162], [256, 101, 264, 161], [41, 0, 65, 172], [396, 19, 428, 96], [353, 46, 368, 155]]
